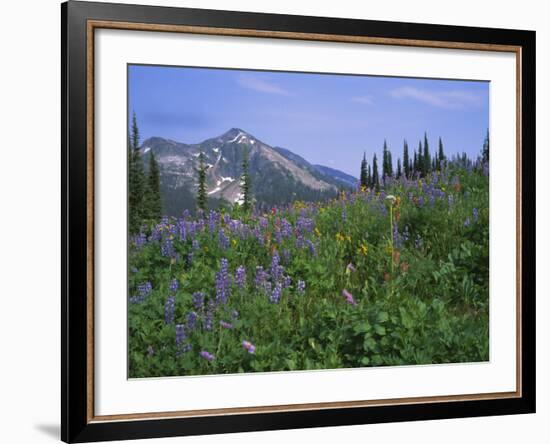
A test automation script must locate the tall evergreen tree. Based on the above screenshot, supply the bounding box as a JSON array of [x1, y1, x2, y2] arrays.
[[438, 136, 445, 170], [366, 164, 372, 188], [372, 153, 379, 190], [397, 158, 402, 179], [403, 140, 410, 179], [128, 111, 146, 234], [196, 151, 208, 212], [417, 141, 423, 176], [146, 150, 162, 221], [482, 129, 489, 164], [360, 152, 368, 189], [413, 150, 418, 176], [240, 147, 252, 212], [382, 140, 388, 183], [423, 132, 431, 176]]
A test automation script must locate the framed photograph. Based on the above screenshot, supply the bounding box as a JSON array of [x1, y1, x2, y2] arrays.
[[61, 1, 535, 442]]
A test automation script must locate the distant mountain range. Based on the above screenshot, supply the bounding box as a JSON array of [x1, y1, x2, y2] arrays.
[[139, 128, 358, 216]]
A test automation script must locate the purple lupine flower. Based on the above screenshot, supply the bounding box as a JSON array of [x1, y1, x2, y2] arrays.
[[297, 280, 306, 294], [282, 275, 292, 289], [270, 282, 283, 304], [464, 218, 471, 227], [199, 350, 215, 361], [161, 237, 175, 258], [473, 207, 479, 222], [131, 266, 138, 273], [281, 219, 293, 238], [270, 253, 283, 282], [178, 220, 187, 241], [208, 210, 218, 233], [169, 279, 179, 293], [252, 227, 264, 245], [235, 265, 246, 289], [342, 289, 357, 306], [164, 295, 176, 324], [186, 311, 198, 331], [192, 239, 200, 250], [414, 235, 423, 249], [147, 345, 155, 357], [255, 266, 269, 288], [133, 232, 147, 248], [219, 320, 233, 329], [218, 229, 230, 250], [138, 281, 152, 297], [203, 308, 214, 331], [192, 292, 205, 311], [187, 252, 194, 266], [258, 217, 269, 230], [296, 217, 314, 233], [215, 258, 231, 305], [175, 324, 192, 357], [130, 281, 152, 303], [242, 340, 255, 354], [305, 239, 317, 256]]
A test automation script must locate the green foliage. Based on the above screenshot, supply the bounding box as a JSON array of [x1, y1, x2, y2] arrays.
[[128, 163, 489, 377]]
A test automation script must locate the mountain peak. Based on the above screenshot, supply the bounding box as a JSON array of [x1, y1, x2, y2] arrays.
[[219, 128, 252, 142]]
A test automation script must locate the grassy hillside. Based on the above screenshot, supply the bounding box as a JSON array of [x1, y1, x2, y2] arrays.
[[128, 164, 489, 377]]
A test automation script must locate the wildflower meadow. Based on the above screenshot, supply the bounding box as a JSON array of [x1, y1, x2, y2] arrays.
[[128, 164, 489, 378]]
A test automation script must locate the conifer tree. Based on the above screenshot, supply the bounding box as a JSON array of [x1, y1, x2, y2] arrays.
[[403, 140, 410, 179], [417, 141, 423, 176], [196, 151, 208, 212], [146, 150, 162, 221], [128, 111, 146, 234], [482, 129, 489, 164], [360, 152, 368, 189], [423, 132, 431, 176], [372, 153, 379, 190], [366, 164, 371, 188], [397, 158, 402, 179], [438, 136, 445, 170], [240, 147, 252, 212], [413, 150, 418, 176]]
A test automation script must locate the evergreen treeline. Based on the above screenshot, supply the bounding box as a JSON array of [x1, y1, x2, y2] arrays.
[[358, 131, 488, 190], [128, 112, 163, 234]]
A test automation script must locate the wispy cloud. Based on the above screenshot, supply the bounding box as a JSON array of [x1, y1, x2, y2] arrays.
[[236, 74, 290, 96], [351, 95, 374, 105], [390, 86, 482, 109]]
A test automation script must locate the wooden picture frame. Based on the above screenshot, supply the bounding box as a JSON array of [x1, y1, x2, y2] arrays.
[[62, 1, 536, 442]]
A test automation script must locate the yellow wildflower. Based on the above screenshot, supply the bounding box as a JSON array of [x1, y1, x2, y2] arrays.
[[314, 227, 321, 237], [232, 239, 238, 247], [358, 243, 368, 255], [336, 232, 345, 242]]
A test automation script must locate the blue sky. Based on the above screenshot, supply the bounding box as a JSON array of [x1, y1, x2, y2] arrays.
[[128, 64, 489, 177]]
